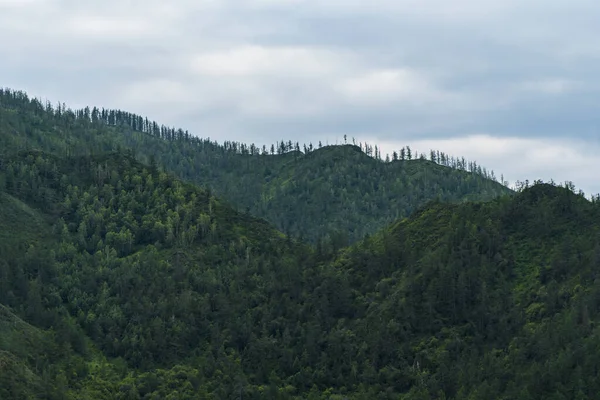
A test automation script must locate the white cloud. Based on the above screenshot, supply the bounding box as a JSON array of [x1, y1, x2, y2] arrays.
[[190, 45, 345, 78], [336, 68, 447, 106], [0, 1, 186, 42], [246, 0, 306, 7], [519, 79, 578, 95], [0, 0, 40, 6], [67, 16, 155, 38], [119, 79, 191, 106], [284, 0, 512, 20]]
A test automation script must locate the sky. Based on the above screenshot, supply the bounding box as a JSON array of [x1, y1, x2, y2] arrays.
[[2, 0, 600, 194]]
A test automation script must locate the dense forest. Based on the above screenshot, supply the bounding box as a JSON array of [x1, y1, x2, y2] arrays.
[[2, 89, 600, 399], [0, 88, 511, 243], [3, 150, 600, 399]]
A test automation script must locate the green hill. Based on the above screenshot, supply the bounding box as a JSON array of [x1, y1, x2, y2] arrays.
[[321, 182, 600, 398], [1, 148, 600, 398], [4, 89, 600, 399], [249, 144, 508, 243], [0, 88, 511, 243], [0, 150, 314, 398]]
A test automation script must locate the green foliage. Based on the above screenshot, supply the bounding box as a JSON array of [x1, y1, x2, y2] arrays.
[[3, 88, 600, 399], [0, 88, 511, 243], [0, 305, 72, 399], [2, 150, 600, 398], [0, 151, 314, 397]]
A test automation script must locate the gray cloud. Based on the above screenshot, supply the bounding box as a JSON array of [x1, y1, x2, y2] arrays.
[[2, 0, 600, 193]]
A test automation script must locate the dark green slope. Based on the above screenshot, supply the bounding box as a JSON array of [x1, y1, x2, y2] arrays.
[[0, 190, 86, 400], [2, 147, 599, 399], [319, 183, 600, 399], [0, 88, 512, 244], [255, 144, 508, 243], [0, 150, 317, 398], [4, 90, 600, 398], [0, 304, 56, 399]]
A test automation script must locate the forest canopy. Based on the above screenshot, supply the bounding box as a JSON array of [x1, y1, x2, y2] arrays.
[[2, 88, 599, 399]]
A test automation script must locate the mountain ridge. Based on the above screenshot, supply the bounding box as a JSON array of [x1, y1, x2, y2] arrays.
[[1, 151, 600, 397], [4, 89, 600, 398], [0, 87, 512, 243]]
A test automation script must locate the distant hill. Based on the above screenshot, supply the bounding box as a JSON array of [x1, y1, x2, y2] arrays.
[[243, 143, 510, 243], [0, 88, 512, 243]]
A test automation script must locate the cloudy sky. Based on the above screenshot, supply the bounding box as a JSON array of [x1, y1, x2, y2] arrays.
[[2, 0, 600, 194]]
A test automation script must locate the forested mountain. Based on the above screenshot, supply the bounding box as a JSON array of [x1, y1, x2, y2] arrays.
[[1, 146, 600, 398], [0, 150, 311, 398], [0, 88, 511, 243]]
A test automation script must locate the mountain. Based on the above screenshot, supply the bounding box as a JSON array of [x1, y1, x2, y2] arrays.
[[0, 88, 511, 243], [322, 182, 600, 399], [0, 188, 88, 400], [234, 144, 509, 244], [1, 145, 600, 398], [0, 150, 315, 398]]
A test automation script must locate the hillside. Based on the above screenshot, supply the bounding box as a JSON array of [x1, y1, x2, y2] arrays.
[[1, 148, 600, 398], [0, 304, 60, 399], [322, 182, 600, 398], [248, 144, 508, 243], [0, 189, 87, 400], [0, 88, 512, 243], [0, 150, 316, 398]]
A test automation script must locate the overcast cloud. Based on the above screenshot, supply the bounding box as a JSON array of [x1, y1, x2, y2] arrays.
[[2, 0, 600, 194]]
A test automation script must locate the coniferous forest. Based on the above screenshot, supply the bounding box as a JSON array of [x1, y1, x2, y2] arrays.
[[2, 88, 600, 399], [0, 89, 510, 244]]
